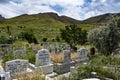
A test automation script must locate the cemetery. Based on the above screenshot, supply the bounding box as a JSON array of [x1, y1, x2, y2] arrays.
[[0, 7, 120, 80], [0, 41, 119, 80]]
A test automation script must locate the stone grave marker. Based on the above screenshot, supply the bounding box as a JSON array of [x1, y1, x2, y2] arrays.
[[6, 59, 28, 76], [53, 50, 71, 74], [77, 48, 88, 61], [35, 49, 53, 74], [36, 49, 50, 66], [0, 72, 10, 80], [63, 50, 71, 64], [13, 50, 25, 59]]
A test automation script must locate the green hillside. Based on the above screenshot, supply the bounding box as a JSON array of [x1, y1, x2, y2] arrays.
[[0, 12, 92, 42], [1, 12, 119, 42], [83, 13, 120, 24]]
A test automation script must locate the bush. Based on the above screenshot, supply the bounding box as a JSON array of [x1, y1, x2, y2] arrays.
[[0, 36, 8, 44], [42, 37, 47, 42], [88, 22, 120, 55], [18, 30, 38, 44], [60, 24, 87, 50]]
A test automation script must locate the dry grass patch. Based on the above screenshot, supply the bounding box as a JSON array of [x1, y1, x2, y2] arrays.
[[15, 69, 45, 80], [51, 53, 78, 63], [71, 53, 78, 61], [51, 53, 63, 63]]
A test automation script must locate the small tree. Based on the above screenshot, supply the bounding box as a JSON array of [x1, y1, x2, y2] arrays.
[[88, 21, 120, 55], [60, 24, 87, 50], [18, 30, 38, 44], [0, 36, 8, 44], [42, 37, 47, 42]]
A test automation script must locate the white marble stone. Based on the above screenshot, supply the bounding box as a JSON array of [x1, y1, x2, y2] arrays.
[[0, 72, 10, 80]]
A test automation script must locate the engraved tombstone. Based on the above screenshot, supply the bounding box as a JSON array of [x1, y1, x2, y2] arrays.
[[35, 49, 53, 74], [36, 49, 50, 66], [6, 59, 28, 76], [77, 48, 88, 61]]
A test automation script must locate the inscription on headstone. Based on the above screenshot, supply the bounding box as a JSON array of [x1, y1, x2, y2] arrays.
[[77, 48, 88, 60], [36, 49, 50, 67]]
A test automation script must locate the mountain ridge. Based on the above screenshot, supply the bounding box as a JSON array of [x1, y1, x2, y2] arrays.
[[0, 15, 5, 21], [1, 12, 120, 24]]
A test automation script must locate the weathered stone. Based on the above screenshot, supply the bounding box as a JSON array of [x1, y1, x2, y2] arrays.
[[13, 50, 25, 59], [6, 59, 28, 75], [63, 50, 71, 64], [0, 72, 10, 80], [77, 48, 88, 61], [36, 49, 50, 66], [35, 49, 53, 74]]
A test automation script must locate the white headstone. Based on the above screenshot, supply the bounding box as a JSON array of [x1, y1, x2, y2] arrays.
[[77, 48, 88, 61], [0, 72, 10, 80], [6, 59, 28, 75], [63, 50, 71, 64], [36, 49, 50, 67]]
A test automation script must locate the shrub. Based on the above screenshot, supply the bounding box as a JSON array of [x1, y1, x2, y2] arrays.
[[88, 22, 120, 55], [60, 24, 87, 50], [18, 30, 38, 44]]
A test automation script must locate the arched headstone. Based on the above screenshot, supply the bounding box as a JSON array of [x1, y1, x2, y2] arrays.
[[77, 48, 88, 61]]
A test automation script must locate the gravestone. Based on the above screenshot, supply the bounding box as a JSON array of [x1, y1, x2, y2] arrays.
[[63, 50, 71, 64], [36, 49, 50, 66], [0, 72, 10, 80], [54, 50, 71, 74], [77, 48, 88, 61], [6, 59, 28, 76], [35, 49, 53, 74], [13, 50, 25, 59]]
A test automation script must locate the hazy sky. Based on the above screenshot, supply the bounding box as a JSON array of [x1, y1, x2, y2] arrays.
[[0, 0, 120, 20]]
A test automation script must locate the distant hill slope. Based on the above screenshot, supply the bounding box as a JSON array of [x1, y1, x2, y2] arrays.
[[42, 12, 82, 24], [83, 13, 120, 24], [0, 15, 5, 21], [0, 12, 120, 41]]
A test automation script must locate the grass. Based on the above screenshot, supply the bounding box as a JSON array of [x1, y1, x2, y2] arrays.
[[51, 52, 78, 63], [0, 13, 97, 42], [15, 69, 45, 80]]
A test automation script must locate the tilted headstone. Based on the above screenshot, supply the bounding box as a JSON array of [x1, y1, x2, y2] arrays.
[[6, 59, 28, 75], [63, 50, 71, 64], [36, 49, 50, 67], [77, 48, 88, 60]]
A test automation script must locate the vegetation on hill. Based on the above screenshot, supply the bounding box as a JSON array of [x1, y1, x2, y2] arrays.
[[83, 13, 120, 24], [88, 18, 120, 55], [0, 12, 120, 43]]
